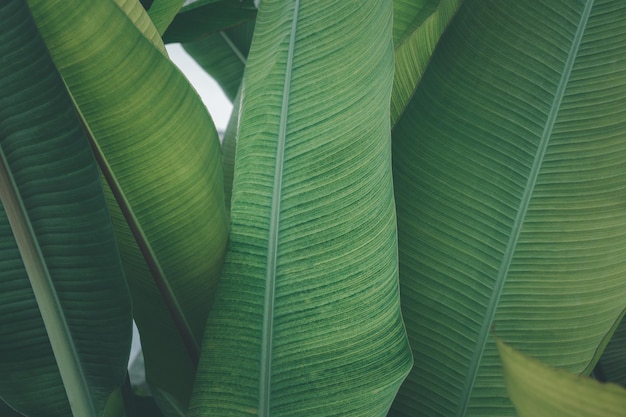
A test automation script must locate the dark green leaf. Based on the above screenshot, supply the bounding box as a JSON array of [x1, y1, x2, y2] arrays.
[[0, 1, 132, 416], [391, 1, 626, 415]]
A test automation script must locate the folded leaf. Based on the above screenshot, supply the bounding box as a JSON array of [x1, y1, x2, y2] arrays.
[[391, 1, 626, 415], [189, 0, 412, 415], [0, 1, 132, 416], [498, 338, 626, 417], [391, 0, 463, 126], [26, 0, 229, 409]]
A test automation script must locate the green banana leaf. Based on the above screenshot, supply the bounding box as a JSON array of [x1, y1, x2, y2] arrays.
[[391, 0, 626, 416], [0, 1, 132, 416], [390, 0, 463, 126], [26, 0, 229, 410], [163, 0, 257, 44], [188, 0, 412, 415], [594, 314, 626, 386], [182, 20, 255, 101], [498, 338, 626, 416]]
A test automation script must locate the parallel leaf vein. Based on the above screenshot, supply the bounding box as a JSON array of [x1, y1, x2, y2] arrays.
[[455, 1, 595, 415]]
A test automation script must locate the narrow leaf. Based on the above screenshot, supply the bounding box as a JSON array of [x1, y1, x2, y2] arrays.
[[221, 87, 241, 215]]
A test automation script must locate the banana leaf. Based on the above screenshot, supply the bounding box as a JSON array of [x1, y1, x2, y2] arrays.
[[391, 0, 626, 415], [188, 0, 412, 415], [498, 338, 626, 417], [0, 1, 132, 416], [26, 0, 229, 410]]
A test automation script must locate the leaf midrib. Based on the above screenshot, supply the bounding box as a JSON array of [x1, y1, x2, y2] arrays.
[[454, 1, 595, 415], [259, 1, 300, 415], [0, 148, 96, 417], [220, 31, 246, 65]]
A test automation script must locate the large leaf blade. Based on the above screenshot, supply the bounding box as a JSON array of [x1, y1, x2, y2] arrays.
[[26, 0, 229, 409], [189, 0, 412, 415], [0, 1, 132, 415], [391, 1, 626, 415]]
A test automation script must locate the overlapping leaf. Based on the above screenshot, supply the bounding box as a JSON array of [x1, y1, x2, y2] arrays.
[[391, 1, 626, 415], [26, 0, 228, 410], [498, 338, 626, 417], [391, 0, 463, 126]]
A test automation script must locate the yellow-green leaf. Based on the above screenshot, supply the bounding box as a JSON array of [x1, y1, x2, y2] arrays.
[[498, 338, 626, 417]]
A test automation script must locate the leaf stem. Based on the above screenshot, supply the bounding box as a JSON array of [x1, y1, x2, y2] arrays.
[[0, 148, 97, 417]]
